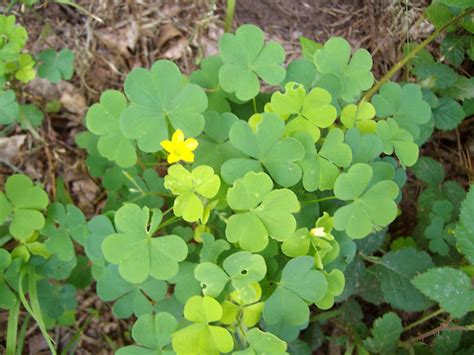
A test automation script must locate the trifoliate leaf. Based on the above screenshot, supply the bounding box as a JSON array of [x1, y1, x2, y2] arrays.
[[299, 36, 322, 61], [315, 270, 345, 310], [344, 128, 383, 163], [120, 60, 207, 152], [172, 296, 234, 355], [190, 55, 231, 112], [375, 118, 419, 167], [432, 97, 465, 131], [226, 172, 299, 252], [97, 264, 167, 318], [193, 111, 243, 171], [282, 58, 317, 91], [411, 156, 445, 185], [313, 37, 374, 102], [18, 104, 44, 129], [234, 328, 288, 355], [0, 90, 19, 125], [222, 113, 305, 187], [15, 53, 35, 83], [116, 313, 177, 354], [218, 24, 285, 101], [200, 233, 230, 263], [412, 267, 474, 318], [333, 164, 399, 239], [374, 248, 434, 311], [340, 102, 376, 132], [456, 185, 474, 264], [102, 204, 188, 283], [164, 164, 220, 223], [0, 174, 48, 241], [0, 248, 17, 310], [267, 82, 337, 141], [37, 48, 75, 83], [363, 312, 402, 354], [168, 262, 201, 304], [86, 90, 137, 168], [372, 82, 431, 139]]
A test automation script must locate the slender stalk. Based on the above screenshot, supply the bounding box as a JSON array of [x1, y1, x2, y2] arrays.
[[403, 308, 444, 332], [311, 308, 343, 323], [224, 0, 236, 33], [302, 196, 337, 204], [252, 97, 257, 114], [6, 301, 20, 355], [158, 215, 181, 230], [362, 7, 474, 101], [15, 313, 30, 355]]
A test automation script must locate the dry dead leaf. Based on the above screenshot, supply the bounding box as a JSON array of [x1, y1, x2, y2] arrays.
[[0, 135, 27, 160]]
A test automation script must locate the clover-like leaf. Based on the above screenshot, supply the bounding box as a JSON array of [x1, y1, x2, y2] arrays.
[[218, 24, 285, 101], [234, 328, 288, 355], [334, 164, 399, 239], [267, 82, 337, 141], [18, 104, 44, 129], [167, 261, 201, 304], [226, 172, 300, 252], [0, 90, 19, 125], [375, 118, 419, 167], [344, 128, 383, 163], [120, 60, 207, 152], [86, 90, 137, 168], [117, 312, 177, 354], [372, 82, 431, 139], [97, 264, 167, 319], [340, 101, 376, 132], [313, 37, 374, 102], [412, 267, 474, 318], [15, 53, 35, 83], [0, 174, 49, 241], [193, 111, 244, 171], [314, 269, 345, 310], [102, 204, 188, 283], [263, 256, 327, 342], [172, 295, 234, 355], [222, 113, 305, 186], [164, 164, 220, 223], [195, 251, 266, 302], [37, 48, 74, 83]]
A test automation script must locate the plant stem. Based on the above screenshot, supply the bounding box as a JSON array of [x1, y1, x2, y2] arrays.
[[302, 196, 338, 204], [224, 0, 236, 33], [6, 301, 20, 355], [158, 215, 181, 230], [403, 308, 445, 332], [15, 313, 30, 355], [362, 7, 474, 101], [311, 308, 343, 323], [252, 97, 257, 114]]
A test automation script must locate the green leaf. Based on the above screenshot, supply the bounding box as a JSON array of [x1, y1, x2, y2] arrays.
[[0, 90, 19, 125], [375, 118, 419, 167], [413, 62, 459, 90], [344, 128, 383, 163], [441, 33, 466, 66], [120, 60, 207, 152], [432, 97, 465, 130], [117, 313, 177, 354], [226, 172, 300, 252], [438, 0, 473, 9], [363, 312, 402, 354], [313, 37, 374, 102], [18, 104, 44, 129], [372, 82, 431, 139], [412, 267, 474, 318], [102, 204, 188, 283], [334, 164, 399, 239], [299, 36, 322, 61], [411, 156, 445, 185], [86, 90, 137, 168], [0, 174, 49, 240], [374, 248, 434, 311], [97, 264, 167, 318], [0, 248, 17, 310], [456, 185, 474, 264], [37, 48, 75, 83], [164, 164, 220, 223], [222, 113, 305, 187], [234, 328, 288, 355], [168, 261, 201, 304], [200, 233, 230, 263], [267, 82, 337, 141], [172, 296, 234, 354], [282, 59, 317, 91], [193, 111, 243, 171], [340, 102, 376, 132], [218, 24, 286, 101]]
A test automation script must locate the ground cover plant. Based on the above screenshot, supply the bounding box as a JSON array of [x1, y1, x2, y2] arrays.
[[0, 0, 473, 354]]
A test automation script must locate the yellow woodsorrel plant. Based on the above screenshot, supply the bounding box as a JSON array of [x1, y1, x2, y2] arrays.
[[1, 4, 474, 351]]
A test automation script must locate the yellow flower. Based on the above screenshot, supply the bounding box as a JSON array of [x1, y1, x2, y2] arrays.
[[160, 129, 198, 164]]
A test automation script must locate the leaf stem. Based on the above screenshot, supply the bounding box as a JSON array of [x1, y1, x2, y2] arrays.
[[302, 196, 338, 204], [311, 308, 343, 323], [15, 313, 30, 355], [252, 97, 257, 114], [158, 215, 181, 230], [6, 301, 20, 355], [224, 0, 236, 33], [361, 7, 474, 101], [403, 308, 445, 332]]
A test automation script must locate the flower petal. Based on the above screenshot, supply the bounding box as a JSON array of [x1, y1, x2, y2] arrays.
[[184, 138, 199, 151], [172, 129, 185, 143]]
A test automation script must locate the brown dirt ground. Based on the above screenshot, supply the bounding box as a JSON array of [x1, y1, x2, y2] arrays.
[[0, 0, 472, 353]]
